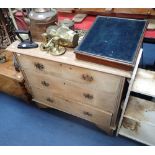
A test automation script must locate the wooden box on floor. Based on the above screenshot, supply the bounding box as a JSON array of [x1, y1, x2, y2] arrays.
[[0, 52, 29, 101]]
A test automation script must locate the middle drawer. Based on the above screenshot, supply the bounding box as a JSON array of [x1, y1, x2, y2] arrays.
[[25, 70, 119, 114]]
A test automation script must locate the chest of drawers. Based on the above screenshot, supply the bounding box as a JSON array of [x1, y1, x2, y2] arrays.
[[7, 41, 131, 134]]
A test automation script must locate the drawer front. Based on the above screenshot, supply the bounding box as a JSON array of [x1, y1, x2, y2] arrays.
[[17, 54, 124, 93], [60, 63, 123, 93], [25, 70, 121, 113], [32, 87, 113, 132], [17, 54, 62, 77]]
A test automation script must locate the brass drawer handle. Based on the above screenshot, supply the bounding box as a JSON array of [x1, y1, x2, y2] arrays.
[[82, 74, 93, 82], [41, 81, 49, 87], [46, 97, 54, 103], [34, 62, 44, 71], [83, 111, 92, 117], [83, 93, 93, 99]]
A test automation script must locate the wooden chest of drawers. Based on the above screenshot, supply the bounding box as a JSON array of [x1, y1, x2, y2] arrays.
[[7, 41, 131, 134]]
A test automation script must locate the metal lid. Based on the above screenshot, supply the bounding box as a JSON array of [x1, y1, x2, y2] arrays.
[[33, 8, 51, 13], [29, 8, 57, 23]]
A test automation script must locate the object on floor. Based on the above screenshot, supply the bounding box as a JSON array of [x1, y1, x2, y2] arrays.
[[7, 40, 132, 135], [119, 68, 155, 145], [29, 8, 58, 41], [75, 16, 148, 71], [0, 51, 29, 101], [120, 96, 155, 146], [15, 30, 38, 49]]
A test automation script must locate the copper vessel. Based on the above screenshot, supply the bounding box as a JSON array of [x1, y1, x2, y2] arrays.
[[29, 8, 57, 41]]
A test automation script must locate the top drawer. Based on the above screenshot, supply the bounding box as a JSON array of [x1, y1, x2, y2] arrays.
[[17, 54, 124, 93]]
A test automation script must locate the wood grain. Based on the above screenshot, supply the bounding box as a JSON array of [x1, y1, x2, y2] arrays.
[[0, 74, 26, 99], [120, 96, 155, 145], [0, 51, 23, 82], [17, 54, 124, 92], [76, 53, 134, 71], [17, 53, 125, 116], [24, 70, 123, 114], [9, 41, 127, 134], [0, 52, 28, 100], [116, 49, 142, 135], [75, 8, 155, 19], [132, 68, 155, 97], [6, 41, 131, 78], [32, 87, 113, 133]]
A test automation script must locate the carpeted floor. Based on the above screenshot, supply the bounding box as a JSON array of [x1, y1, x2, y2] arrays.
[[0, 92, 144, 146]]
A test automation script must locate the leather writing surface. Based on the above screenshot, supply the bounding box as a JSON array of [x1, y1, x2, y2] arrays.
[[76, 16, 147, 64]]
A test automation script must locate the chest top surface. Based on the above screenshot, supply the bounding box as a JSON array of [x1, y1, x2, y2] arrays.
[[7, 41, 132, 78]]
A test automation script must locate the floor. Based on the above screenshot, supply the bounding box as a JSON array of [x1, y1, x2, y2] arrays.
[[0, 92, 144, 146]]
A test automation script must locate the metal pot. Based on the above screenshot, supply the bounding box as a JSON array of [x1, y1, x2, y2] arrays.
[[29, 8, 58, 41], [29, 8, 57, 24]]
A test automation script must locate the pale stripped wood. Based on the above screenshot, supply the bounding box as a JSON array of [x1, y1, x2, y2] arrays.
[[32, 87, 113, 133], [7, 41, 131, 78], [17, 54, 124, 93], [120, 96, 155, 145], [24, 69, 123, 114], [117, 49, 143, 135], [132, 68, 155, 97], [0, 51, 23, 82]]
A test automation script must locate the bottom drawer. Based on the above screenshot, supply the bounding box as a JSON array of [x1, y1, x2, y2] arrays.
[[32, 88, 113, 133], [119, 97, 155, 145]]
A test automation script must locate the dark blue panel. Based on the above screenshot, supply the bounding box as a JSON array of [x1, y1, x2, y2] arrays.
[[76, 16, 147, 64], [142, 43, 155, 67]]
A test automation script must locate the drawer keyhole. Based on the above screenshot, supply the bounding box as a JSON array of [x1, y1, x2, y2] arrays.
[[83, 93, 93, 99], [83, 111, 92, 117], [46, 97, 54, 103], [41, 81, 49, 87], [82, 74, 93, 82], [34, 62, 44, 71]]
